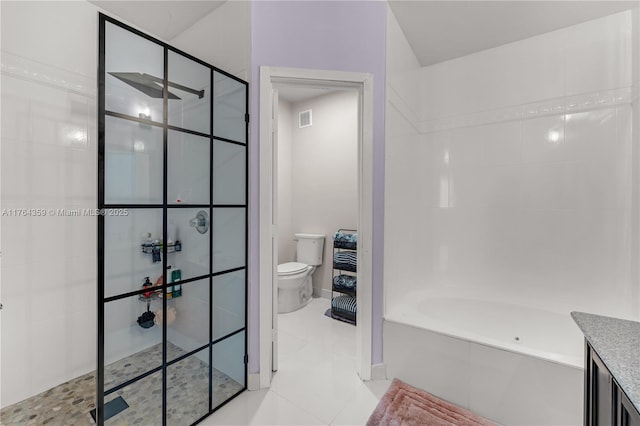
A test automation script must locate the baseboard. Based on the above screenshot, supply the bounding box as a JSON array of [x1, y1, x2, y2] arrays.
[[313, 288, 332, 300], [371, 363, 387, 381], [247, 372, 261, 391]]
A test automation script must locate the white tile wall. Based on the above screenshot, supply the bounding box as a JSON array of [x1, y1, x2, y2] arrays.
[[565, 11, 633, 96], [385, 9, 639, 321], [212, 207, 246, 273], [383, 8, 424, 309], [104, 209, 163, 298], [1, 0, 251, 410], [383, 104, 425, 305], [169, 278, 211, 356], [1, 2, 101, 408], [212, 270, 245, 340], [417, 10, 632, 124]]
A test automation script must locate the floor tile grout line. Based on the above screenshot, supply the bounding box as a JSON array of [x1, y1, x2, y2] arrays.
[[327, 382, 366, 426], [265, 388, 329, 425], [275, 298, 361, 425]]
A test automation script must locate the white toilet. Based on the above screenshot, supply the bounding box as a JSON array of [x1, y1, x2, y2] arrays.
[[278, 233, 325, 313]]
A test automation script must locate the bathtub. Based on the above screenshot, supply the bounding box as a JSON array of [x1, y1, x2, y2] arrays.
[[384, 294, 584, 425]]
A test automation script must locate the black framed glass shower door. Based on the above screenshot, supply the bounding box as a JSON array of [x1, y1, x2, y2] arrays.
[[97, 14, 248, 425]]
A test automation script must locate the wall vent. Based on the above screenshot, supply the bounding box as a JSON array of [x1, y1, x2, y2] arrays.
[[299, 109, 312, 128]]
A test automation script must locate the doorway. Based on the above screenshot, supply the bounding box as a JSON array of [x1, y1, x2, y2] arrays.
[[258, 67, 374, 388]]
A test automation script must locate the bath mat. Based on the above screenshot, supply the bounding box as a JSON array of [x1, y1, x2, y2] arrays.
[[367, 379, 498, 426]]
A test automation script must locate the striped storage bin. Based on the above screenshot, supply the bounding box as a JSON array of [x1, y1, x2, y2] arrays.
[[332, 295, 356, 324], [333, 251, 357, 272]]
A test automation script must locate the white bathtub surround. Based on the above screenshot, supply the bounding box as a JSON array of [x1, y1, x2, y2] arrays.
[[384, 7, 638, 426], [385, 294, 584, 424], [384, 319, 583, 426], [385, 9, 639, 325], [387, 293, 584, 367]]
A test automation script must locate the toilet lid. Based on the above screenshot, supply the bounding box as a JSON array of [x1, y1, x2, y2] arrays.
[[278, 262, 308, 275]]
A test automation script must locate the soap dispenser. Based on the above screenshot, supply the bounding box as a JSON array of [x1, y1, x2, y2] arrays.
[[142, 276, 152, 298]]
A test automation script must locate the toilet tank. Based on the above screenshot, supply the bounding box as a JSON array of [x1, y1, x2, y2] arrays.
[[294, 233, 325, 266]]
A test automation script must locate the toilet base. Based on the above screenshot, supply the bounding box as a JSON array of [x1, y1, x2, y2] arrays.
[[278, 276, 313, 314]]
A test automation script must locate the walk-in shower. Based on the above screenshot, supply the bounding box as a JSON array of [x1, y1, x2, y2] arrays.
[[97, 14, 248, 425]]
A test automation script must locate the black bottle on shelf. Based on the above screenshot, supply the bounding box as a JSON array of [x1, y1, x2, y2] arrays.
[[142, 276, 152, 298]]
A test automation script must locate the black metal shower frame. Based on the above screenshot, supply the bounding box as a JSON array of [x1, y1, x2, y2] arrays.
[[97, 13, 249, 426]]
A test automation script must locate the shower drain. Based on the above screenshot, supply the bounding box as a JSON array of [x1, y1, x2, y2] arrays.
[[514, 336, 520, 342]]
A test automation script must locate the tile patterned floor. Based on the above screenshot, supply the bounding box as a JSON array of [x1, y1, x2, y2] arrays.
[[0, 342, 242, 426], [1, 298, 389, 425], [0, 371, 95, 426]]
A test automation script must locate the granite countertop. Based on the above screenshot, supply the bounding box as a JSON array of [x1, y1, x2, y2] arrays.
[[571, 311, 640, 413]]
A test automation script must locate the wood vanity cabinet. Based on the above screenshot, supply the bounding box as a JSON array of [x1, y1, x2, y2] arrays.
[[585, 342, 640, 426]]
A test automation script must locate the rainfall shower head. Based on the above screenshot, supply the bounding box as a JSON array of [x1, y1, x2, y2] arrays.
[[108, 72, 205, 100], [109, 72, 180, 99]]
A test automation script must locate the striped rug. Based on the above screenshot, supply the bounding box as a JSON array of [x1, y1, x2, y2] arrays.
[[367, 379, 499, 426]]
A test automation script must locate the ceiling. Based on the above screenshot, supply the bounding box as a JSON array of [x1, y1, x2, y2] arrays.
[[90, 1, 225, 41], [388, 1, 638, 66], [92, 0, 638, 69]]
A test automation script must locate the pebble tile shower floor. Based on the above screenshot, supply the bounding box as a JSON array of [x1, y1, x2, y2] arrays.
[[0, 342, 243, 425]]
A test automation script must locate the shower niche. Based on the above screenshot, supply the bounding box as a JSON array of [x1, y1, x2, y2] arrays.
[[97, 14, 248, 425]]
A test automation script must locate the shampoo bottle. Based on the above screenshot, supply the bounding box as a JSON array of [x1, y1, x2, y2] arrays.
[[171, 269, 182, 297], [166, 266, 173, 299]]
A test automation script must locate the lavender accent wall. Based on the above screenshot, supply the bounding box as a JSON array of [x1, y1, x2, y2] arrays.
[[249, 0, 387, 373]]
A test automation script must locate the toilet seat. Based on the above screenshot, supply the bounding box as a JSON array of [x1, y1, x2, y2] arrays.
[[278, 262, 308, 276]]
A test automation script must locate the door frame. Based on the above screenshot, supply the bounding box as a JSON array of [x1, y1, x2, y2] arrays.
[[257, 66, 374, 388]]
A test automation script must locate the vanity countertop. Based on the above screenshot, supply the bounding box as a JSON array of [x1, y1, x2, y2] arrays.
[[571, 311, 640, 413]]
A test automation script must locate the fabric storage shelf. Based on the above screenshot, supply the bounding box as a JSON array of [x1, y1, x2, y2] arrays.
[[333, 274, 356, 296], [333, 251, 357, 272], [334, 241, 357, 250], [332, 295, 356, 323], [331, 229, 357, 325], [333, 230, 357, 250]]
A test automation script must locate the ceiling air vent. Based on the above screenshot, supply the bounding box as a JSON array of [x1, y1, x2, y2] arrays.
[[299, 109, 312, 128]]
